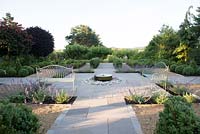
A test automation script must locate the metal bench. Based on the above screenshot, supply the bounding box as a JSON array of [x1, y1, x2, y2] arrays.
[[36, 65, 75, 91]]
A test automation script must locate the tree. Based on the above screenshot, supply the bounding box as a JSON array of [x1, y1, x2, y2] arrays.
[[26, 26, 54, 57], [144, 25, 179, 60], [65, 25, 102, 47], [0, 13, 32, 57]]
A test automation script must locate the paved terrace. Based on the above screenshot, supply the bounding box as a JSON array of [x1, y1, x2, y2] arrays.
[[47, 63, 155, 134]]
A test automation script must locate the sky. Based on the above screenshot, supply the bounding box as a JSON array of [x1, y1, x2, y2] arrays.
[[0, 0, 200, 50]]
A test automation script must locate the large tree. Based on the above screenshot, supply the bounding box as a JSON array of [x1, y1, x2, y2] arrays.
[[0, 13, 32, 57], [65, 25, 102, 47], [144, 25, 179, 60], [26, 26, 54, 57]]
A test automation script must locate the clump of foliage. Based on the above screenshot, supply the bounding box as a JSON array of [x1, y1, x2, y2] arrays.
[[26, 26, 54, 57], [175, 65, 186, 74], [5, 67, 17, 77], [173, 86, 188, 95], [182, 66, 195, 76], [183, 93, 196, 103], [0, 13, 32, 58], [113, 57, 123, 68], [90, 57, 100, 68], [32, 89, 46, 104], [152, 92, 168, 104], [55, 90, 69, 104], [0, 103, 40, 134], [0, 69, 6, 77], [126, 94, 148, 104], [87, 46, 112, 59], [155, 96, 200, 134], [64, 44, 88, 59], [9, 92, 25, 103], [22, 66, 35, 74], [18, 68, 29, 77], [170, 64, 177, 72], [65, 25, 102, 47]]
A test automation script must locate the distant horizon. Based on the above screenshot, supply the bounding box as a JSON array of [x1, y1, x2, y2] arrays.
[[1, 0, 200, 50]]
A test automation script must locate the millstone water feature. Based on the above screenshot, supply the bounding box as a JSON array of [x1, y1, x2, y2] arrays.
[[84, 73, 122, 86], [94, 74, 113, 81]]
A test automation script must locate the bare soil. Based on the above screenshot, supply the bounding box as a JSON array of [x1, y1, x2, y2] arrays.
[[133, 103, 200, 134], [27, 104, 70, 134]]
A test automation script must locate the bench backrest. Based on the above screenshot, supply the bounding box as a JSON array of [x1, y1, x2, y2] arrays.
[[36, 65, 75, 81]]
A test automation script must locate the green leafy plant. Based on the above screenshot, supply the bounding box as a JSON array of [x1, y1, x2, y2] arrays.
[[182, 66, 195, 76], [173, 86, 188, 95], [170, 64, 177, 72], [9, 92, 25, 103], [175, 64, 186, 74], [18, 68, 29, 77], [152, 92, 168, 104], [113, 57, 123, 68], [0, 103, 40, 134], [127, 94, 147, 104], [0, 69, 6, 77], [32, 89, 46, 104], [55, 90, 69, 104], [183, 93, 196, 103], [22, 66, 35, 74], [90, 57, 100, 68], [155, 96, 200, 134], [6, 67, 17, 77]]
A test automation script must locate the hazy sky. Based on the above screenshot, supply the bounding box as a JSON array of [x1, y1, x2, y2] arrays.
[[1, 0, 200, 49]]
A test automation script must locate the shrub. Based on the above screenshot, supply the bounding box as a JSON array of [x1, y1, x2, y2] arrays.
[[87, 46, 112, 59], [0, 103, 40, 134], [130, 95, 146, 104], [55, 90, 69, 104], [113, 57, 123, 68], [169, 64, 177, 72], [173, 86, 188, 95], [6, 67, 17, 77], [152, 93, 168, 104], [0, 69, 6, 77], [183, 93, 196, 103], [32, 89, 46, 104], [196, 67, 200, 75], [22, 66, 35, 74], [155, 96, 200, 134], [90, 58, 100, 68], [175, 65, 186, 74], [182, 66, 195, 76], [64, 44, 88, 59], [9, 92, 25, 103], [18, 68, 29, 77]]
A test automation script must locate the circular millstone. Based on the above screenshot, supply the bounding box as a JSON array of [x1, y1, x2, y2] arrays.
[[94, 74, 113, 81]]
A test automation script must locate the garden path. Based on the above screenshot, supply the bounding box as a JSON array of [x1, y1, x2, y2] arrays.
[[47, 63, 158, 134]]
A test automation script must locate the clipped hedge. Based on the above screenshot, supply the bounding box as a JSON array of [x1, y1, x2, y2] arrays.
[[18, 68, 29, 77], [0, 69, 6, 77], [90, 58, 100, 68], [0, 103, 40, 134], [175, 65, 186, 74], [170, 64, 177, 72], [182, 66, 195, 76], [113, 58, 123, 68], [155, 96, 200, 134], [6, 67, 17, 77], [22, 66, 35, 74]]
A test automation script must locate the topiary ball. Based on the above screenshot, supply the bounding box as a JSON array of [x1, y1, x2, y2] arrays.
[[182, 66, 195, 76], [0, 69, 6, 77], [22, 66, 35, 74], [170, 64, 177, 72], [175, 65, 186, 74], [18, 68, 29, 77], [6, 67, 17, 77], [196, 67, 200, 76]]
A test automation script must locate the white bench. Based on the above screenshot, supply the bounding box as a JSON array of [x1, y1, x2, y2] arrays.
[[36, 65, 75, 91]]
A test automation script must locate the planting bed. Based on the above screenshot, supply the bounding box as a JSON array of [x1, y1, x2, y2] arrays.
[[133, 104, 200, 134]]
